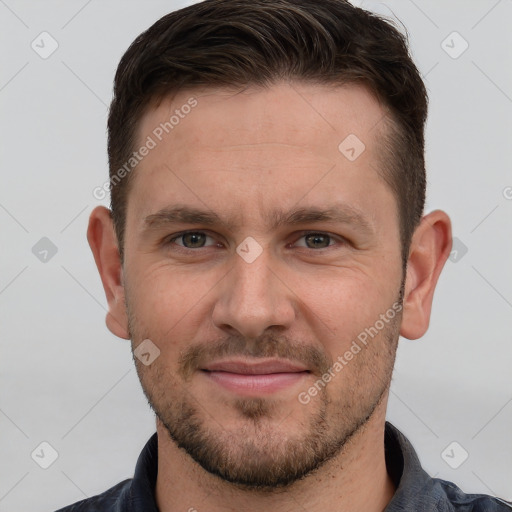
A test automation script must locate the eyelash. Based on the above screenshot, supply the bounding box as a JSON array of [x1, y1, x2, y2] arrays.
[[164, 230, 347, 252]]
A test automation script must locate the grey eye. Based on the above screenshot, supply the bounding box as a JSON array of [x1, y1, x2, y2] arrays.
[[296, 233, 333, 249], [176, 232, 210, 248]]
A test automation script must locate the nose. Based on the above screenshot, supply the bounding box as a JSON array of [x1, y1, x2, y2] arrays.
[[211, 244, 296, 339]]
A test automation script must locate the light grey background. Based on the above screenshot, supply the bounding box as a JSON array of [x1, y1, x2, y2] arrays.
[[1, 1, 511, 510]]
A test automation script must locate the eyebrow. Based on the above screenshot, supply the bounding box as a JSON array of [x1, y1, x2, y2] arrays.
[[143, 203, 374, 235]]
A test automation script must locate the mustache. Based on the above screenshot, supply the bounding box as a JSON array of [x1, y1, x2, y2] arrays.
[[178, 333, 333, 381]]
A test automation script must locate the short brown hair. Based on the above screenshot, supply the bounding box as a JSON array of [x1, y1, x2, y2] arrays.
[[107, 0, 427, 267]]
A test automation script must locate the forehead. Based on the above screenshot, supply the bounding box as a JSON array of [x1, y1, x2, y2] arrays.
[[138, 81, 386, 161], [128, 81, 394, 230]]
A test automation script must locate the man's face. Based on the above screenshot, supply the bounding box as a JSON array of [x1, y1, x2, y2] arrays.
[[122, 82, 404, 489]]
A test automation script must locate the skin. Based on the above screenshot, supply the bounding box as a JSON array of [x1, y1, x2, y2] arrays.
[[88, 82, 452, 512]]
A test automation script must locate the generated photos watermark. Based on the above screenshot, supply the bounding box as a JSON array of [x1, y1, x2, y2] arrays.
[[93, 97, 198, 200], [298, 301, 403, 405]]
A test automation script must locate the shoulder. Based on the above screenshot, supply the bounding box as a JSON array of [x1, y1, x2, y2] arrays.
[[54, 478, 132, 512], [384, 422, 511, 511], [433, 477, 512, 511]]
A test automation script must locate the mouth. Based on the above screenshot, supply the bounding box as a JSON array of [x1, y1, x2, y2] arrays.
[[200, 358, 311, 395]]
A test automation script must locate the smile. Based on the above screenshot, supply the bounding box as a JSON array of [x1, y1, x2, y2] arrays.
[[200, 358, 311, 395]]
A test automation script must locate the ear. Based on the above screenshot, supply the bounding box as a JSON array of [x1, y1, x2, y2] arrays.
[[400, 210, 452, 340], [87, 206, 130, 340]]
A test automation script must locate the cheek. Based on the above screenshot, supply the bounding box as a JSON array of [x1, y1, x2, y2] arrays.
[[296, 270, 400, 354], [300, 270, 367, 318], [127, 263, 220, 339]]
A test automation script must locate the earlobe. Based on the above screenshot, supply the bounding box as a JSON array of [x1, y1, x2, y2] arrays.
[[87, 206, 130, 340], [400, 210, 452, 340]]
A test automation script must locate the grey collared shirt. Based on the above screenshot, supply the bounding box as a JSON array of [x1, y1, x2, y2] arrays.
[[55, 422, 512, 511]]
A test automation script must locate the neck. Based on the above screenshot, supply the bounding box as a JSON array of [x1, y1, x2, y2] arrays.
[[155, 400, 396, 512]]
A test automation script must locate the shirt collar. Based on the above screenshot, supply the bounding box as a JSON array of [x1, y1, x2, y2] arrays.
[[127, 432, 159, 512], [383, 421, 441, 511]]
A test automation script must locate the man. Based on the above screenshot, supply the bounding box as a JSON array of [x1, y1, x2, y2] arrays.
[[56, 0, 511, 510]]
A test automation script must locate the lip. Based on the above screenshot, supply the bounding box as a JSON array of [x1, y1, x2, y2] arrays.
[[201, 358, 309, 374], [200, 358, 310, 395]]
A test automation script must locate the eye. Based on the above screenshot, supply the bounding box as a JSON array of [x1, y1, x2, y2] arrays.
[[164, 230, 346, 252], [292, 232, 345, 250], [167, 231, 218, 249]]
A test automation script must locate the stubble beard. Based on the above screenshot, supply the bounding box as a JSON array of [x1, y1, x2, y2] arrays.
[[127, 296, 401, 491]]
